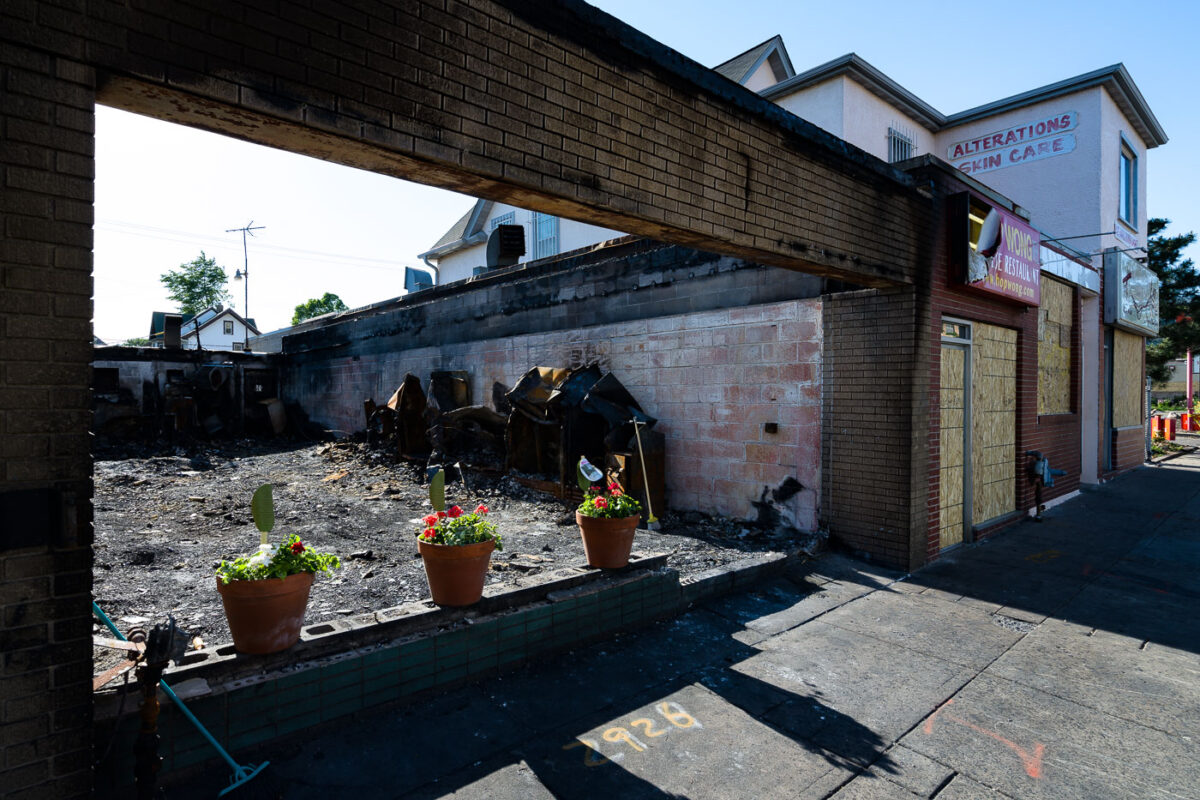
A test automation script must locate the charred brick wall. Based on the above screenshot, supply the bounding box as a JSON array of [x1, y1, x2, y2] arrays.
[[821, 287, 930, 570], [282, 241, 824, 527], [0, 43, 95, 800], [1, 0, 923, 288]]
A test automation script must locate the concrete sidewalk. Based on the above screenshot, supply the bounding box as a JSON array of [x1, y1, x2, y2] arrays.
[[168, 454, 1200, 799]]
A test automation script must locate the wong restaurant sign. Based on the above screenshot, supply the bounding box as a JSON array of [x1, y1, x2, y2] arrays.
[[966, 206, 1041, 305], [949, 112, 1078, 176]]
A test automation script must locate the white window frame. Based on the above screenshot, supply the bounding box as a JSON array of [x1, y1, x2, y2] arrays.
[[232, 341, 245, 351], [223, 320, 234, 335], [1118, 137, 1137, 228]]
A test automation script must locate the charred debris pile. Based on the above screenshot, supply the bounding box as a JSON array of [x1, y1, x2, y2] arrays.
[[363, 365, 666, 522]]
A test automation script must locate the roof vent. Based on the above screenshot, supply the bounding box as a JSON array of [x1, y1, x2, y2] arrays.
[[404, 266, 434, 292], [486, 224, 525, 268]]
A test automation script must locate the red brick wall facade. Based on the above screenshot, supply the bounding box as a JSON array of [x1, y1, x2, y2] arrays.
[[914, 164, 1086, 563]]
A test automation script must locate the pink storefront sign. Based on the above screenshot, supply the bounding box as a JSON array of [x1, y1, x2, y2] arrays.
[[965, 207, 1041, 306]]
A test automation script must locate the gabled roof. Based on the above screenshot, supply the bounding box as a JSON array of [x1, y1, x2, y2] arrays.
[[418, 200, 493, 261], [762, 54, 1167, 147], [149, 307, 258, 342], [186, 306, 259, 337], [149, 310, 195, 340], [713, 35, 795, 86]]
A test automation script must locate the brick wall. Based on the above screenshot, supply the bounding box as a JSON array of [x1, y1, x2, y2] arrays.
[[913, 162, 1085, 563], [820, 287, 931, 570], [283, 242, 824, 527], [0, 43, 95, 799]]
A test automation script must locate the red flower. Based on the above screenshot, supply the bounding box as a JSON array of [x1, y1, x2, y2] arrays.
[[437, 511, 447, 519], [475, 504, 489, 515], [423, 514, 438, 527], [291, 541, 305, 554], [422, 528, 436, 540], [608, 482, 620, 492], [594, 496, 609, 509], [447, 505, 463, 519]]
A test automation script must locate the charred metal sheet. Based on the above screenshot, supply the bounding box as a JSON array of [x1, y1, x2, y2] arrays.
[[428, 370, 470, 412], [388, 374, 429, 458], [436, 405, 509, 470]]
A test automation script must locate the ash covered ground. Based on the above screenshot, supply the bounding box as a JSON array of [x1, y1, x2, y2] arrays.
[[92, 438, 795, 654]]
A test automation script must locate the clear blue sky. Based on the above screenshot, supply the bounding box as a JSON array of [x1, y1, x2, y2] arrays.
[[93, 0, 1199, 343]]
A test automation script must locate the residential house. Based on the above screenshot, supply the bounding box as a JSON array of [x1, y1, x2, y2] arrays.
[[148, 305, 259, 351]]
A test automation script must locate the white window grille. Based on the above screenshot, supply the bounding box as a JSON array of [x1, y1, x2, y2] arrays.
[[490, 211, 515, 231], [533, 212, 558, 260], [887, 124, 917, 163], [223, 320, 234, 335]]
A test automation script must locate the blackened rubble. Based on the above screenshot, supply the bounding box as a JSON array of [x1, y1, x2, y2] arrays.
[[92, 437, 795, 671]]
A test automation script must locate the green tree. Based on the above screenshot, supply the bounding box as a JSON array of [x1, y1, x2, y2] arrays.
[[121, 337, 151, 347], [292, 292, 349, 325], [1144, 218, 1199, 384], [160, 251, 231, 316]]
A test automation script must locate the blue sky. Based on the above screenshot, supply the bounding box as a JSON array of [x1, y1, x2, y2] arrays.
[[93, 0, 1199, 343]]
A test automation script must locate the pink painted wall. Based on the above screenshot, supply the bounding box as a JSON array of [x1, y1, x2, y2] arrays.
[[288, 298, 824, 529]]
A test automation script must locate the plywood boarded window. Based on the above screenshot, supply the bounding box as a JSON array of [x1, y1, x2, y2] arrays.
[[972, 323, 1016, 524], [1113, 329, 1145, 427], [1038, 276, 1073, 415], [939, 346, 967, 548]]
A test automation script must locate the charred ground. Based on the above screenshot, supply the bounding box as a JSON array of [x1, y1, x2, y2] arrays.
[[92, 437, 795, 657]]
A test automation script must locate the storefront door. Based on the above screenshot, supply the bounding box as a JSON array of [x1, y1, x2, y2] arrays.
[[939, 320, 1017, 550]]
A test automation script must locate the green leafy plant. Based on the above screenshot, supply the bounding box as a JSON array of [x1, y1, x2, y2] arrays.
[[576, 457, 642, 519], [416, 469, 503, 548], [215, 484, 341, 583]]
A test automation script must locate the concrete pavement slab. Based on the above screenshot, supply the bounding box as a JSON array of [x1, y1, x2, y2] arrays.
[[817, 589, 1024, 671], [987, 618, 1200, 738], [520, 682, 853, 799], [905, 558, 1088, 623], [490, 607, 749, 731], [900, 675, 1200, 800], [716, 574, 882, 641], [1056, 576, 1200, 654], [399, 759, 555, 800], [828, 773, 923, 798], [863, 744, 955, 797], [932, 774, 1009, 799], [730, 620, 973, 767]]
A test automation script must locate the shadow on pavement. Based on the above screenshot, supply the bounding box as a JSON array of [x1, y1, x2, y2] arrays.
[[903, 456, 1200, 655]]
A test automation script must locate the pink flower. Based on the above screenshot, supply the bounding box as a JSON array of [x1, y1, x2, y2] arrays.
[[608, 482, 620, 492], [594, 497, 609, 509], [291, 541, 305, 554], [475, 504, 489, 515], [448, 505, 463, 519], [423, 514, 438, 527]]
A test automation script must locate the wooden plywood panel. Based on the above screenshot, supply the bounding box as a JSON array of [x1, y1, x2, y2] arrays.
[[939, 346, 966, 548], [972, 323, 1016, 524], [1039, 276, 1073, 414], [1113, 330, 1145, 428]]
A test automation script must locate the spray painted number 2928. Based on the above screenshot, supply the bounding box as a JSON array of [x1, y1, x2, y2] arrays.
[[562, 702, 702, 767]]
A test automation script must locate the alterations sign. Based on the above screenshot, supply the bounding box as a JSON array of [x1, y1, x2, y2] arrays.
[[949, 112, 1078, 176], [966, 206, 1041, 305]]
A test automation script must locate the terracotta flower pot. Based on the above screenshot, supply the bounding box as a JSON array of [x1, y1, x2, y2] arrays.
[[576, 511, 639, 568], [418, 538, 496, 606], [216, 571, 314, 655]]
